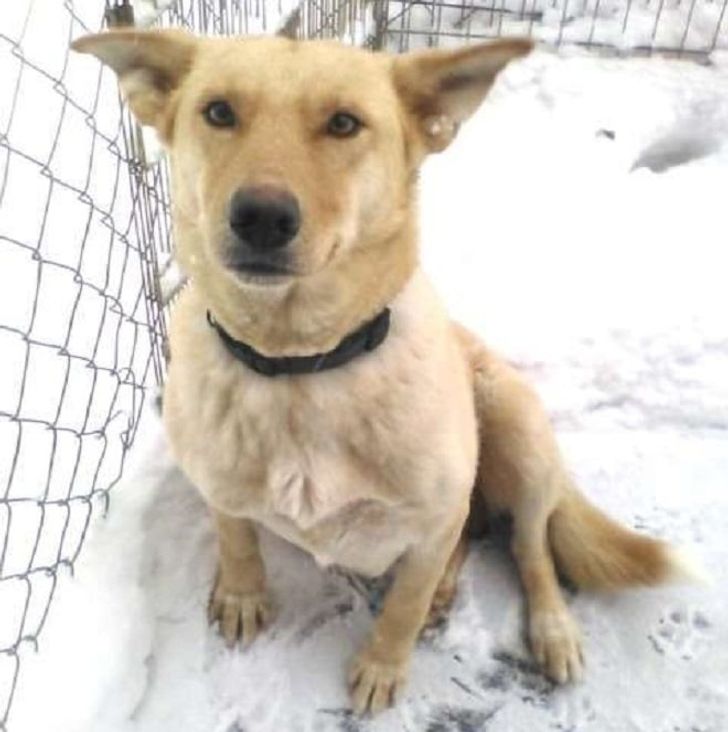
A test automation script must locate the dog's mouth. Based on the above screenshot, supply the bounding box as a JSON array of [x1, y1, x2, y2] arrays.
[[221, 233, 338, 285], [226, 257, 297, 284], [235, 261, 292, 276]]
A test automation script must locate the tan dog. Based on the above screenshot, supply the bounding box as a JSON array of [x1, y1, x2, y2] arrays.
[[73, 30, 695, 714]]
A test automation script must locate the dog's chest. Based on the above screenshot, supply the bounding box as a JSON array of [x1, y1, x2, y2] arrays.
[[259, 458, 416, 576], [164, 275, 477, 577], [188, 377, 425, 574]]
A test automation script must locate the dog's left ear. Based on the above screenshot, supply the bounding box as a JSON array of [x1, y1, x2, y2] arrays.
[[71, 29, 197, 137], [393, 39, 533, 155]]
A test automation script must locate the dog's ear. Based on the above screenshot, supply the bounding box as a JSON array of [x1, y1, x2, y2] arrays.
[[392, 39, 532, 154], [71, 29, 197, 135]]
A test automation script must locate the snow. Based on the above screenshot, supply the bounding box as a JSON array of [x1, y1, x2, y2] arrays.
[[5, 42, 728, 732], [421, 50, 728, 435]]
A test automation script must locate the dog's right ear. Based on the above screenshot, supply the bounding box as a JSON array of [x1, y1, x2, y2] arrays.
[[71, 29, 197, 136], [392, 39, 532, 157]]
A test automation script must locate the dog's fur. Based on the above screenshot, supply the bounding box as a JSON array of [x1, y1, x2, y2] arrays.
[[73, 30, 692, 714]]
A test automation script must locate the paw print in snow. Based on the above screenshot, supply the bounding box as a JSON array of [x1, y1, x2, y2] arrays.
[[647, 608, 711, 660]]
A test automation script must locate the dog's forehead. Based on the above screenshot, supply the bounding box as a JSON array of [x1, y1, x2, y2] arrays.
[[190, 36, 394, 99]]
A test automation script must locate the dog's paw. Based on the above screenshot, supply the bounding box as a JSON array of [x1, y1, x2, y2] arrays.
[[208, 579, 272, 648], [348, 650, 408, 715], [529, 609, 584, 684]]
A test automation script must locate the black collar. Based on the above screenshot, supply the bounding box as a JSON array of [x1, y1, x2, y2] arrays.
[[206, 308, 391, 377]]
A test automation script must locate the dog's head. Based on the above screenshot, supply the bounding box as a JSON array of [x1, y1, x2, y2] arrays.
[[73, 30, 530, 341]]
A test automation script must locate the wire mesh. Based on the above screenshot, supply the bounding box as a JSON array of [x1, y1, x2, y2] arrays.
[[295, 0, 728, 54], [0, 1, 166, 727]]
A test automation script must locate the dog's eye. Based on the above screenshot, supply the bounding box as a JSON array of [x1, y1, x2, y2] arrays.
[[326, 112, 362, 138], [203, 100, 236, 128]]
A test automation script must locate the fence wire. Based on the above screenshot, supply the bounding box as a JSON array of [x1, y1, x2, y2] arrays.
[[0, 1, 167, 727], [293, 0, 728, 54], [0, 0, 725, 729], [380, 0, 728, 55]]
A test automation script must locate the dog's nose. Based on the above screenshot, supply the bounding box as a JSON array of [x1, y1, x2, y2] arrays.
[[229, 187, 301, 250]]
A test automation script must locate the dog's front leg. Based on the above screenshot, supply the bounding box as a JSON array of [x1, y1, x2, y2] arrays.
[[348, 515, 466, 715], [208, 510, 272, 647]]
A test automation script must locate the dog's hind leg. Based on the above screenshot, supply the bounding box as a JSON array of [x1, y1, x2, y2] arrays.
[[475, 363, 584, 683], [456, 321, 686, 683], [208, 510, 272, 648], [455, 323, 583, 682], [510, 503, 584, 683]]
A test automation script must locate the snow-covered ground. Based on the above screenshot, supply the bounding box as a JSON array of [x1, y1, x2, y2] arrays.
[[6, 42, 728, 732]]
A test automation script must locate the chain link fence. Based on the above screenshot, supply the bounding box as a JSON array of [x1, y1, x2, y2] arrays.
[[0, 0, 724, 729], [0, 1, 166, 727], [291, 0, 727, 53]]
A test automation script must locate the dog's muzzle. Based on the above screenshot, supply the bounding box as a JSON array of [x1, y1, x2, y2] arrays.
[[226, 186, 300, 276]]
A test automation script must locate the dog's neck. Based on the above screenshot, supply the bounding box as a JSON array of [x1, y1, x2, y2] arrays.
[[188, 224, 418, 358]]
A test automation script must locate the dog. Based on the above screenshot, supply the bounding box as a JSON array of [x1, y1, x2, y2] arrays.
[[72, 30, 697, 714]]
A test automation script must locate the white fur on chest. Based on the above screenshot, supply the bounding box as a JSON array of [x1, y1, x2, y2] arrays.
[[166, 271, 478, 576], [264, 445, 372, 530], [194, 377, 426, 576]]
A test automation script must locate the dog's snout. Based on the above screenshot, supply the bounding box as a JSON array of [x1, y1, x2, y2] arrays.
[[229, 187, 301, 250]]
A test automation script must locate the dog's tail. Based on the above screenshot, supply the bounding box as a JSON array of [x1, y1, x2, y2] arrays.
[[548, 487, 707, 590]]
